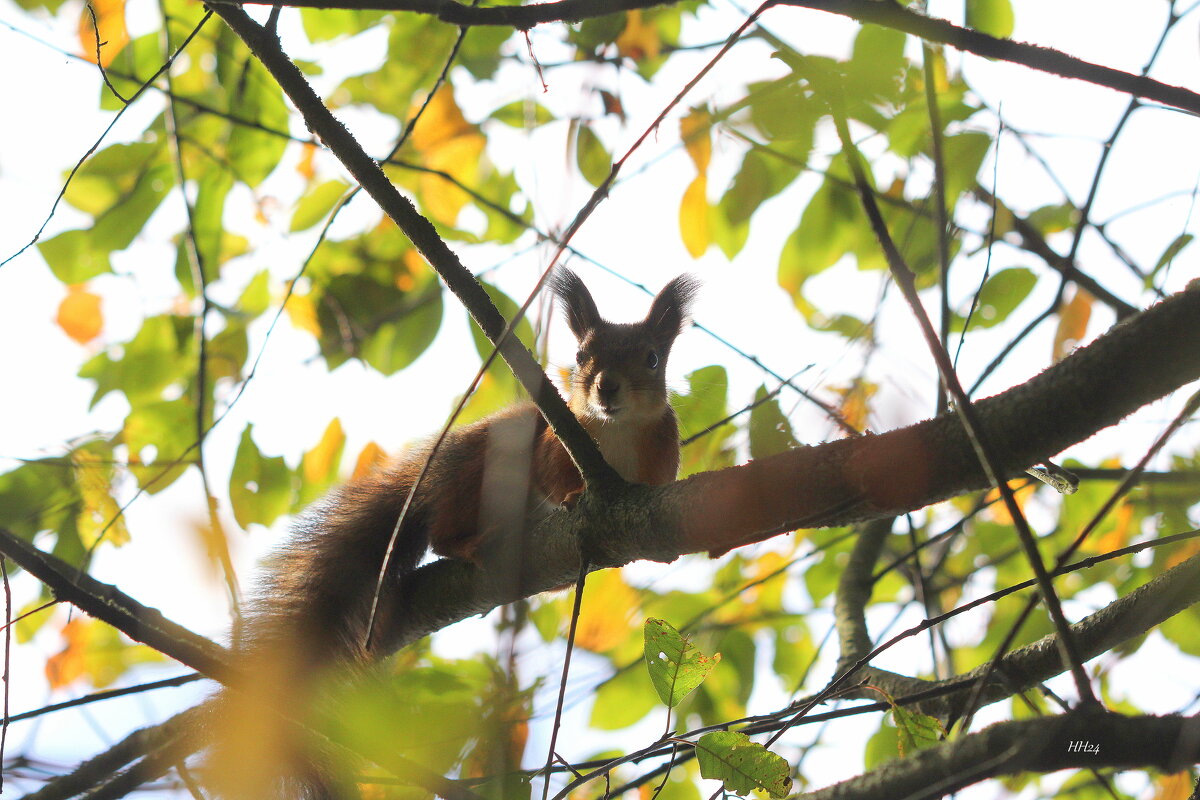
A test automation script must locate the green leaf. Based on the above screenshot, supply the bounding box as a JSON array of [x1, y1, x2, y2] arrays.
[[1027, 202, 1077, 236], [590, 661, 658, 730], [227, 61, 290, 187], [674, 365, 735, 477], [1150, 233, 1193, 285], [780, 171, 859, 294], [966, 0, 1015, 39], [489, 101, 555, 128], [847, 24, 907, 105], [177, 168, 235, 296], [100, 34, 163, 110], [468, 281, 537, 358], [237, 270, 271, 315], [123, 399, 195, 493], [575, 123, 612, 187], [0, 459, 79, 541], [952, 267, 1036, 331], [314, 274, 443, 375], [644, 618, 721, 708], [38, 229, 112, 284], [864, 721, 901, 769], [748, 386, 798, 460], [299, 7, 386, 41], [229, 425, 294, 529], [695, 731, 792, 798], [719, 147, 802, 234], [79, 315, 191, 408], [291, 180, 353, 233], [891, 705, 943, 756], [939, 132, 992, 206]]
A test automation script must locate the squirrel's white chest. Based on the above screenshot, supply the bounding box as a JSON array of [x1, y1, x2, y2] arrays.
[[594, 421, 641, 482]]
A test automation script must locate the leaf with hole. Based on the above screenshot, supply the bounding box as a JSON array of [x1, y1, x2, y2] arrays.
[[644, 618, 720, 708]]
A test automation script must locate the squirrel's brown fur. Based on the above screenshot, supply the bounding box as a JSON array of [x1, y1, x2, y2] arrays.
[[209, 269, 697, 798]]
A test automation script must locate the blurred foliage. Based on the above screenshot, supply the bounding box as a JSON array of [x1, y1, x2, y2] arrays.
[[4, 0, 1199, 797]]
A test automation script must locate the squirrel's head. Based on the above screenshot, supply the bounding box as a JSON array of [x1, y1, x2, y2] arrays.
[[551, 269, 698, 424]]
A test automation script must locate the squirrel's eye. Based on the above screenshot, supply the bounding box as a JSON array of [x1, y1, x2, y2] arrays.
[[575, 349, 586, 365], [646, 350, 659, 370]]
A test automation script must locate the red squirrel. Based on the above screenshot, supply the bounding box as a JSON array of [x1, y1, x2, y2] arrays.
[[212, 272, 697, 795], [237, 269, 697, 672]]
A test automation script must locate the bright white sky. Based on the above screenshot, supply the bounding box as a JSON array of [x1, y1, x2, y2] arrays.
[[1, 0, 1199, 796]]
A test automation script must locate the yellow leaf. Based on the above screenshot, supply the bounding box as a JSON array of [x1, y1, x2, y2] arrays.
[[57, 284, 103, 345], [680, 106, 712, 175], [1166, 536, 1200, 570], [829, 381, 877, 432], [45, 619, 89, 689], [615, 9, 661, 62], [419, 133, 485, 224], [1089, 500, 1134, 553], [576, 569, 638, 653], [409, 87, 475, 153], [73, 449, 129, 547], [78, 0, 129, 67], [399, 250, 430, 291], [984, 481, 1037, 525], [1053, 289, 1092, 361], [303, 418, 346, 484], [297, 141, 317, 181], [285, 289, 320, 336], [352, 442, 388, 481], [679, 174, 710, 258], [1151, 772, 1193, 800]]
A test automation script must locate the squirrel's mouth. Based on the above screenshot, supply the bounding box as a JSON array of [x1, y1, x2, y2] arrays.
[[594, 401, 622, 419]]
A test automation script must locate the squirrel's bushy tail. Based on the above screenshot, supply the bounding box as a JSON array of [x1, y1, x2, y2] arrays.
[[206, 460, 430, 799]]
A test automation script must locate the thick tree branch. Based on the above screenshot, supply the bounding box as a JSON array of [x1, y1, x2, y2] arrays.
[[0, 529, 234, 683], [383, 285, 1200, 652], [800, 711, 1200, 800], [215, 0, 1200, 115]]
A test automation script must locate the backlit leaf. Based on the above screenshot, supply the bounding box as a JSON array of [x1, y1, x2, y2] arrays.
[[680, 106, 711, 174], [1053, 288, 1093, 361], [615, 9, 661, 61], [679, 175, 710, 258], [229, 425, 293, 529], [57, 284, 103, 344], [695, 731, 792, 798], [644, 618, 721, 708], [966, 0, 1015, 39], [78, 0, 129, 67], [575, 123, 612, 188]]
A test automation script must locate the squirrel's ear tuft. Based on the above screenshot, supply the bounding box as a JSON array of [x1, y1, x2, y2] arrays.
[[646, 274, 700, 341], [551, 268, 602, 340]]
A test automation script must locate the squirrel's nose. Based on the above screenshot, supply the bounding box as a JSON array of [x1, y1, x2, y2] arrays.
[[597, 375, 621, 406]]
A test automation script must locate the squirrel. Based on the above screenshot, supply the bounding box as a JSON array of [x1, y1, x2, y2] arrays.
[[208, 269, 697, 798]]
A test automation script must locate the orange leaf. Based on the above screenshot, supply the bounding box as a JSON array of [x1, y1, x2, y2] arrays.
[[303, 418, 346, 484], [679, 174, 710, 258], [984, 481, 1037, 525], [297, 142, 317, 181], [409, 87, 475, 154], [57, 284, 104, 345], [829, 381, 877, 432], [1053, 289, 1092, 361], [680, 106, 712, 175], [615, 9, 661, 62], [285, 290, 320, 336], [1151, 772, 1193, 800], [352, 442, 388, 481], [78, 0, 129, 67], [45, 619, 90, 689], [576, 569, 638, 653]]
